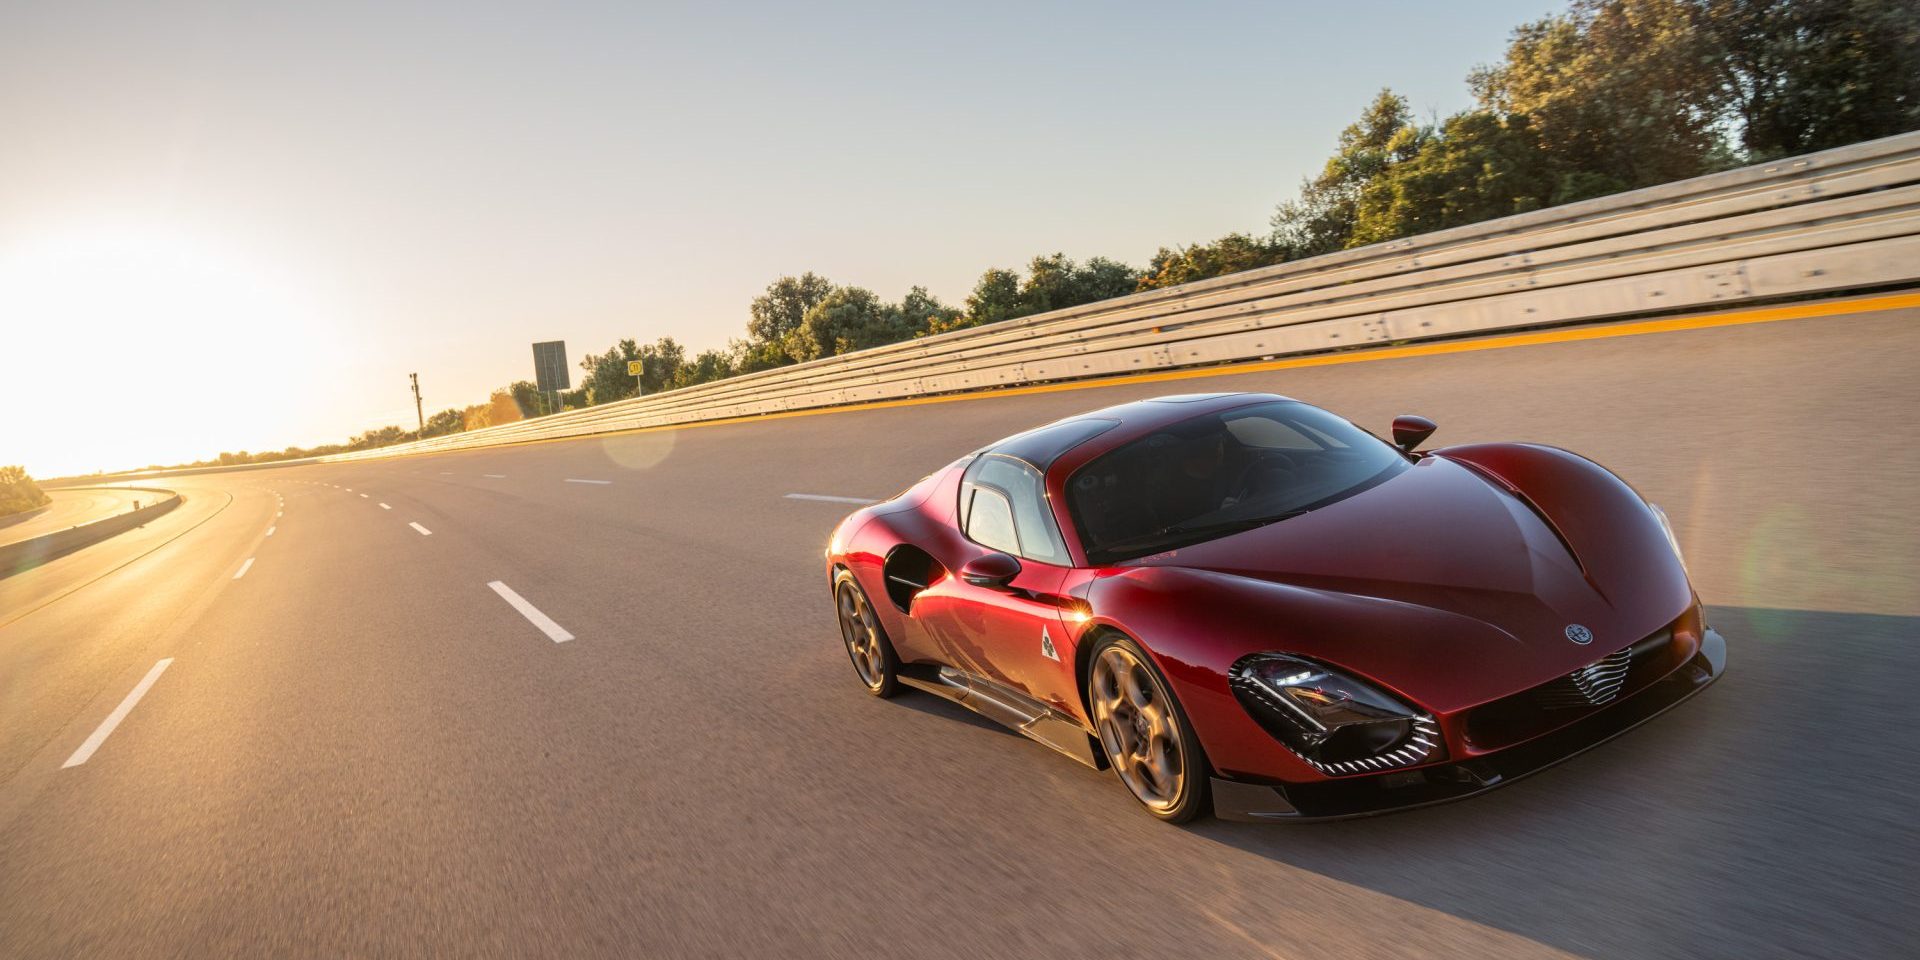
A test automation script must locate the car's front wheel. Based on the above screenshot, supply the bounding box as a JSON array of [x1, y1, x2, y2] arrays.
[[1087, 633, 1210, 822], [834, 570, 899, 698]]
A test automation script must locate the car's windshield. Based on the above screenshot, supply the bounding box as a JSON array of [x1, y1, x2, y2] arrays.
[[1066, 400, 1408, 564]]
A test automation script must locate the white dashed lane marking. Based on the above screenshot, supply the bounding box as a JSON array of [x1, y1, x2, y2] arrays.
[[564, 478, 612, 485], [487, 581, 574, 643], [233, 558, 255, 579], [63, 659, 174, 768], [379, 503, 391, 510], [784, 493, 880, 505], [409, 522, 433, 536]]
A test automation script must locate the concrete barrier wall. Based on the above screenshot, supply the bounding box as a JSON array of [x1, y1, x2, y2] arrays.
[[0, 492, 182, 579]]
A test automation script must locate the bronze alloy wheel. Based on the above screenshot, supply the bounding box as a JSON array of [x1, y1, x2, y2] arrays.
[[835, 573, 898, 697], [1089, 635, 1208, 821]]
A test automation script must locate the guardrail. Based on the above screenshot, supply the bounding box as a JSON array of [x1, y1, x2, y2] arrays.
[[54, 129, 1861, 468], [326, 129, 1920, 461]]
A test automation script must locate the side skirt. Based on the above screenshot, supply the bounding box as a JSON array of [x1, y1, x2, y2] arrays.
[[899, 665, 1104, 770]]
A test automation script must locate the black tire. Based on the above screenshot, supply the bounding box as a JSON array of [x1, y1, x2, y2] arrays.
[[1085, 632, 1211, 823], [833, 569, 900, 698]]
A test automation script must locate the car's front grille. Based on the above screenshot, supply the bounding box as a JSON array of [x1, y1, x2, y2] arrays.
[[1466, 628, 1679, 750], [1537, 646, 1634, 709]]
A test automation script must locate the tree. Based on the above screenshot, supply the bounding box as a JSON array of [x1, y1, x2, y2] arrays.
[[1, 465, 51, 517], [634, 337, 686, 394], [467, 388, 525, 429], [1349, 111, 1558, 245], [1273, 89, 1420, 255], [422, 407, 465, 438], [887, 286, 963, 337], [959, 267, 1024, 329], [746, 273, 834, 362], [578, 338, 642, 405], [789, 286, 907, 361], [1137, 233, 1292, 290], [1018, 253, 1139, 314], [347, 425, 411, 451], [576, 336, 688, 402], [507, 380, 548, 418], [1702, 0, 1920, 159], [732, 337, 792, 374], [1470, 0, 1728, 200], [943, 255, 1141, 333], [673, 349, 736, 389]]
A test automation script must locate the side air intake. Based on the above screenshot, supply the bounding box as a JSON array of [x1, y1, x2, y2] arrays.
[[882, 546, 944, 613]]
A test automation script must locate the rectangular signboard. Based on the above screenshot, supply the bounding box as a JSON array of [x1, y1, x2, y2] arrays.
[[532, 340, 570, 393]]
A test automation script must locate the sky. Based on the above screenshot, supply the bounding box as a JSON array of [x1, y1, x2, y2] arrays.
[[1, 0, 1560, 477]]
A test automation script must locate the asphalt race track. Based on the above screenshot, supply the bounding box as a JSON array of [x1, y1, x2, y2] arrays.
[[1, 303, 1915, 959]]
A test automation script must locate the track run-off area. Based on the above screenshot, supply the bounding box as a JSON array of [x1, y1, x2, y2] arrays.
[[1, 295, 1914, 958]]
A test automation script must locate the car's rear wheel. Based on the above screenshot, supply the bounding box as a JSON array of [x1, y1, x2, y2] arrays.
[[1087, 634, 1210, 823], [834, 571, 899, 698]]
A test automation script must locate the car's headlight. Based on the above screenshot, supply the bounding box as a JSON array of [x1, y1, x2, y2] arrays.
[[1229, 654, 1441, 774], [1649, 503, 1687, 572]]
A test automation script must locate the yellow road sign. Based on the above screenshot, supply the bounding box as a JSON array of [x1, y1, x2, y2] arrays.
[[627, 360, 644, 376]]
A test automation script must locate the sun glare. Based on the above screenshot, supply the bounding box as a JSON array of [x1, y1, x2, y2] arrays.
[[1, 222, 341, 477]]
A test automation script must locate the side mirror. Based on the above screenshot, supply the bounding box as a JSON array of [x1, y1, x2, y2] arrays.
[[1392, 414, 1437, 452], [960, 552, 1022, 589]]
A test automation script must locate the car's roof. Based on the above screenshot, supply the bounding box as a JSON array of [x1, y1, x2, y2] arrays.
[[981, 392, 1291, 471]]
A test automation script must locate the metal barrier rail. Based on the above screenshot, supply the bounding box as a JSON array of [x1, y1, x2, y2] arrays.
[[304, 129, 1917, 460]]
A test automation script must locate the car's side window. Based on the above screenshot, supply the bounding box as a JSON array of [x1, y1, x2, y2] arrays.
[[959, 454, 1071, 565], [965, 487, 1020, 555]]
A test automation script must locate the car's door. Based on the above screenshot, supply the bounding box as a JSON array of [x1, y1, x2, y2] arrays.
[[921, 454, 1084, 715]]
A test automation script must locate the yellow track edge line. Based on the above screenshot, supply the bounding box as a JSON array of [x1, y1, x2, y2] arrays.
[[363, 289, 1920, 462]]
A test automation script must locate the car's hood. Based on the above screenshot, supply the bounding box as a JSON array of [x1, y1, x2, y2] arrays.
[[1118, 455, 1691, 709]]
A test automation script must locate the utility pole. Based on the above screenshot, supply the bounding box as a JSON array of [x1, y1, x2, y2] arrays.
[[410, 372, 424, 433]]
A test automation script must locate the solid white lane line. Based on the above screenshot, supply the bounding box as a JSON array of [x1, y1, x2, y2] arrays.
[[234, 558, 255, 579], [379, 502, 391, 510], [409, 522, 433, 536], [63, 659, 174, 768], [266, 526, 276, 537], [487, 581, 574, 643], [784, 493, 880, 505], [563, 478, 612, 485], [483, 474, 506, 478]]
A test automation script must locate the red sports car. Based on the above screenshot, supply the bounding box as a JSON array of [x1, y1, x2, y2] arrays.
[[825, 393, 1725, 822]]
